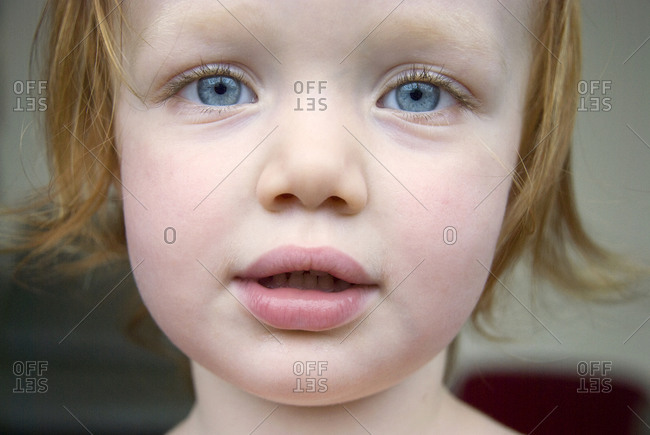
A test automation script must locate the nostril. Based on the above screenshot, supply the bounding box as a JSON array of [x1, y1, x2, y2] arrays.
[[274, 193, 351, 211], [268, 193, 300, 210], [325, 196, 348, 210], [275, 193, 297, 206]]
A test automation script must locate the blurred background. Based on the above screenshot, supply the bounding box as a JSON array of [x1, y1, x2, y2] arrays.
[[1, 0, 649, 433]]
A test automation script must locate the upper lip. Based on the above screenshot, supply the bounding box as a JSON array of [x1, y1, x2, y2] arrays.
[[237, 245, 376, 285]]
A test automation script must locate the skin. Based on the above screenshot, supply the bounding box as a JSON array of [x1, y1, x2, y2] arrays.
[[115, 0, 533, 432]]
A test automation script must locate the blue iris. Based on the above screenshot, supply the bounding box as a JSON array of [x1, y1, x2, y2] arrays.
[[395, 82, 440, 112], [197, 76, 241, 106]]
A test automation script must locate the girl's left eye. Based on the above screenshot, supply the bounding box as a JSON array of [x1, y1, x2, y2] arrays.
[[378, 81, 455, 113], [177, 74, 256, 106]]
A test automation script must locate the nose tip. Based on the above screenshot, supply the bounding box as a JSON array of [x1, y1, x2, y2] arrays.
[[256, 156, 367, 214]]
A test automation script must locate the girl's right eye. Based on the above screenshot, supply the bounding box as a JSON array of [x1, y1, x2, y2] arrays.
[[178, 74, 256, 107]]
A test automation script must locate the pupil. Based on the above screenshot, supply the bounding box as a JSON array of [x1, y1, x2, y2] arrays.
[[214, 83, 227, 95], [410, 88, 423, 101]]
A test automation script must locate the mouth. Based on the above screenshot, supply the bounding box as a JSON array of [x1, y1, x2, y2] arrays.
[[237, 244, 375, 289], [232, 245, 378, 331], [257, 270, 354, 292]]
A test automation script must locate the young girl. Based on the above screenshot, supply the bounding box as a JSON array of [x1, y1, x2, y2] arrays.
[[7, 0, 634, 433]]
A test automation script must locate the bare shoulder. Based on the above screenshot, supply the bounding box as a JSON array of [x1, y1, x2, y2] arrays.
[[438, 389, 521, 435]]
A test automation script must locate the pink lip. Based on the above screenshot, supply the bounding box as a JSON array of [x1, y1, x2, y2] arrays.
[[233, 246, 379, 331]]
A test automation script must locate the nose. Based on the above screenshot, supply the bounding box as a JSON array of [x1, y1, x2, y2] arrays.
[[256, 122, 368, 214]]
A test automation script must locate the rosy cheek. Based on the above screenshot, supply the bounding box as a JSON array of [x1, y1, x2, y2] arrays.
[[382, 155, 510, 330]]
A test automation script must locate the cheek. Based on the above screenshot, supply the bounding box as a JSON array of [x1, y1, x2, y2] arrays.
[[376, 149, 513, 357], [117, 121, 247, 346]]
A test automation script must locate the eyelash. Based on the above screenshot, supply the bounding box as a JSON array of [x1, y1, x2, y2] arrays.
[[381, 66, 480, 123], [160, 64, 479, 122], [160, 64, 252, 113]]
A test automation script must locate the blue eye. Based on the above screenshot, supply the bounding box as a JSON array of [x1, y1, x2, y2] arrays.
[[178, 73, 256, 107], [380, 81, 447, 113], [378, 71, 462, 115], [197, 76, 241, 106], [395, 82, 440, 112]]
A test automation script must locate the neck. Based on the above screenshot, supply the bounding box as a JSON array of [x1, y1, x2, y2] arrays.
[[172, 351, 458, 434]]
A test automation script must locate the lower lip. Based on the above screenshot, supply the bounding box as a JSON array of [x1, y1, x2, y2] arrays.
[[234, 280, 377, 331]]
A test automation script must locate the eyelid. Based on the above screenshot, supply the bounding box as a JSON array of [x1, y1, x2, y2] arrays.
[[379, 65, 481, 113], [155, 63, 257, 105]]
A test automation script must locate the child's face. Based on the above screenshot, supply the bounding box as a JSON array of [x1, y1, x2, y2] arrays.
[[116, 0, 532, 404]]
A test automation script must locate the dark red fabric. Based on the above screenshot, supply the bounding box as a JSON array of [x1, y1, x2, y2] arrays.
[[456, 372, 647, 434]]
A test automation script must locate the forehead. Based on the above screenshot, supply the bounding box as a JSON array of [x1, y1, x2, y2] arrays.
[[123, 0, 535, 70]]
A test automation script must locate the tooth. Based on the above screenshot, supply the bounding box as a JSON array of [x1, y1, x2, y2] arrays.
[[288, 271, 305, 289], [317, 273, 334, 291], [305, 271, 318, 289], [312, 270, 327, 276], [271, 273, 288, 288]]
